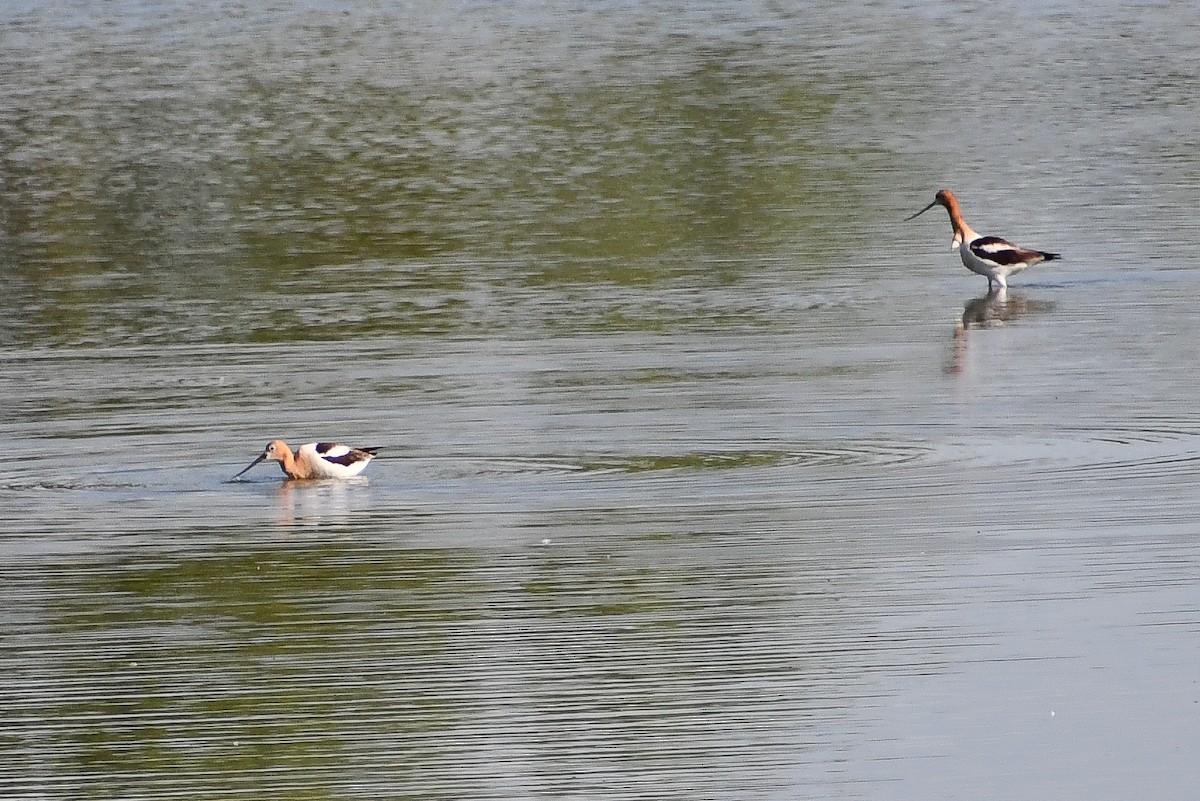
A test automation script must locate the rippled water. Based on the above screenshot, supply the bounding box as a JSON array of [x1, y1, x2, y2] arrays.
[[3, 1, 1200, 799]]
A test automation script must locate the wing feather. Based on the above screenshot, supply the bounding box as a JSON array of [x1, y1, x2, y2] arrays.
[[971, 236, 1036, 265], [315, 442, 378, 467]]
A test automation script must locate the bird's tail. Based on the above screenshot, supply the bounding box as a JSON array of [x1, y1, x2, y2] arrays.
[[1042, 251, 1061, 261]]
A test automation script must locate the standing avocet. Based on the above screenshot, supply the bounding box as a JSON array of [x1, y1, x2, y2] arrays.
[[906, 189, 1060, 291], [231, 440, 379, 481]]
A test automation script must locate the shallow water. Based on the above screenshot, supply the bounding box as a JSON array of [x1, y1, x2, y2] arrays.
[[2, 1, 1200, 799]]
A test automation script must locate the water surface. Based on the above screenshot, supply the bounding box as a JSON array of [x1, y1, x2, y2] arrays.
[[2, 2, 1199, 799]]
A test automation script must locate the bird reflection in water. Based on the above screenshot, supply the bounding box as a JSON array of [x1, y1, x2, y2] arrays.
[[273, 477, 361, 530], [948, 288, 1057, 373]]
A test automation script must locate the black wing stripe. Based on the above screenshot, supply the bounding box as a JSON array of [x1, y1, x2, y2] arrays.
[[315, 443, 379, 466], [971, 236, 1030, 265], [323, 451, 364, 466]]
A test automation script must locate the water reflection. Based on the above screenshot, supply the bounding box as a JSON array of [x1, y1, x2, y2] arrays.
[[4, 1, 1200, 800], [959, 289, 1056, 332], [948, 289, 1058, 373], [1, 515, 981, 800], [0, 0, 865, 350], [272, 478, 369, 530]]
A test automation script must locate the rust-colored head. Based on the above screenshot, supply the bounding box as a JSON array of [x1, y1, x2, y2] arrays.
[[261, 440, 292, 463], [905, 188, 972, 247], [906, 188, 959, 221], [230, 439, 296, 480]]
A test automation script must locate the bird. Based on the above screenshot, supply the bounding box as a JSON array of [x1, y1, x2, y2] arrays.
[[906, 189, 1060, 291], [231, 440, 379, 481]]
